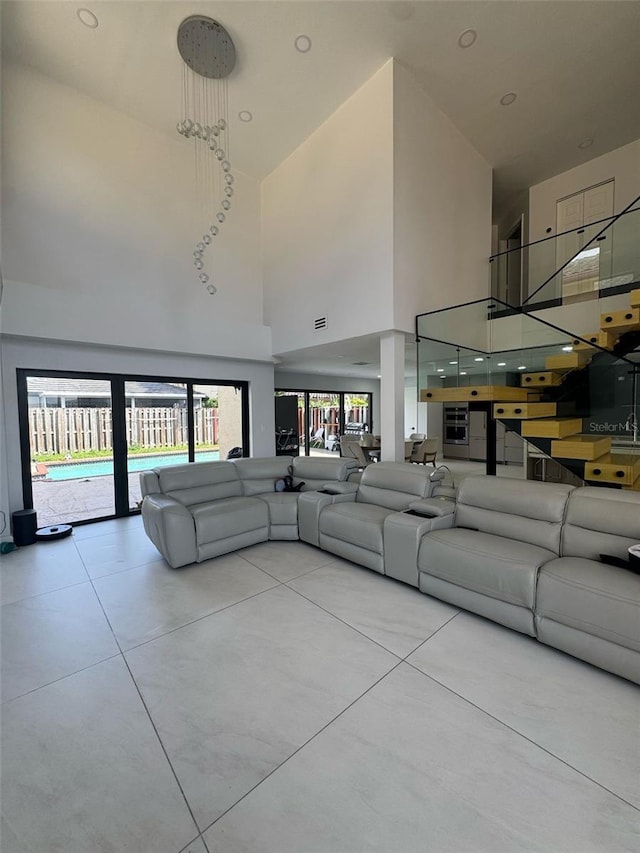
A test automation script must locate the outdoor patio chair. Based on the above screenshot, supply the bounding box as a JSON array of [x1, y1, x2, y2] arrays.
[[309, 427, 325, 448]]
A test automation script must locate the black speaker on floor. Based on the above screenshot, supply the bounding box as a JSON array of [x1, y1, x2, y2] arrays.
[[12, 509, 38, 546]]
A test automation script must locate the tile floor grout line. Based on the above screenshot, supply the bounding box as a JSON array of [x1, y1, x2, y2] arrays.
[[402, 610, 460, 661], [0, 652, 122, 706], [237, 551, 330, 583], [198, 658, 407, 837], [118, 649, 206, 840], [85, 553, 208, 845], [402, 658, 640, 813], [0, 575, 94, 608], [283, 584, 405, 661], [402, 610, 462, 658], [118, 580, 285, 653]]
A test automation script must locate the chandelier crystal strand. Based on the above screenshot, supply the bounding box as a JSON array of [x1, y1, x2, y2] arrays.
[[177, 16, 235, 295]]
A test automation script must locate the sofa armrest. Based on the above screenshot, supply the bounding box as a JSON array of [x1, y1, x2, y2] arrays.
[[319, 481, 359, 496], [141, 494, 197, 568], [298, 488, 357, 546], [408, 497, 456, 518], [139, 470, 160, 498]]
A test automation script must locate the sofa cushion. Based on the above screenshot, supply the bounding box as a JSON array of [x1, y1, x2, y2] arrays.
[[158, 461, 242, 507], [258, 493, 300, 527], [418, 528, 556, 609], [356, 462, 432, 511], [561, 486, 640, 560], [537, 557, 640, 652], [454, 476, 573, 554], [320, 503, 392, 554], [191, 496, 268, 544], [233, 457, 292, 496]]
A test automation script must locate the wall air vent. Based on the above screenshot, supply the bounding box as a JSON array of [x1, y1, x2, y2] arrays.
[[313, 316, 328, 331]]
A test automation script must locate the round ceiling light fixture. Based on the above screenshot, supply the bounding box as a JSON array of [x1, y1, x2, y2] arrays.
[[578, 137, 594, 149], [294, 34, 312, 53], [177, 16, 236, 78], [77, 8, 99, 28], [500, 92, 517, 106], [458, 29, 477, 48], [238, 110, 253, 122]]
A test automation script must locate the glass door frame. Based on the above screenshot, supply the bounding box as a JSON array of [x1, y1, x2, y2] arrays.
[[17, 368, 249, 525], [275, 388, 374, 456]]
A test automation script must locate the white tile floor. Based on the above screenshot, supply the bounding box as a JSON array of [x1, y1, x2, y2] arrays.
[[1, 517, 638, 853]]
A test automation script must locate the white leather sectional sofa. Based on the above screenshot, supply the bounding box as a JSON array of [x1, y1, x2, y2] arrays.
[[140, 455, 359, 568], [140, 458, 640, 684]]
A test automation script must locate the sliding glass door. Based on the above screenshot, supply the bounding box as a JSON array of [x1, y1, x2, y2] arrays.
[[22, 375, 116, 526], [19, 370, 249, 525], [275, 389, 373, 456]]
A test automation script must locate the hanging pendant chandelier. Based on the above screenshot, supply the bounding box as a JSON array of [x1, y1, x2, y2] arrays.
[[176, 16, 236, 295]]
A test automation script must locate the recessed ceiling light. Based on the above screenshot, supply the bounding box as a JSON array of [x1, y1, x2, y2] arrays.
[[497, 362, 506, 367], [77, 8, 99, 28], [562, 345, 573, 352], [376, 374, 381, 379], [500, 92, 517, 107], [460, 371, 467, 375], [458, 29, 477, 48], [294, 34, 312, 53], [436, 368, 445, 373], [474, 357, 484, 362], [449, 361, 457, 365], [238, 110, 253, 123], [518, 365, 527, 370], [578, 138, 594, 149]]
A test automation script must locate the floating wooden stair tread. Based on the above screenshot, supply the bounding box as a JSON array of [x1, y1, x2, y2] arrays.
[[629, 289, 640, 308], [550, 435, 611, 460], [600, 307, 640, 333], [571, 331, 618, 352], [545, 351, 592, 370], [623, 475, 640, 492], [584, 454, 640, 487], [493, 402, 557, 419], [420, 385, 536, 403], [521, 418, 583, 439], [521, 371, 564, 387]]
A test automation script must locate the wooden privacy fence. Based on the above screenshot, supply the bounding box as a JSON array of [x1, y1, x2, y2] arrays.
[[29, 407, 218, 455]]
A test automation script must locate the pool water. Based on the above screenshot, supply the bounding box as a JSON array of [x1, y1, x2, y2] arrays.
[[46, 451, 220, 481]]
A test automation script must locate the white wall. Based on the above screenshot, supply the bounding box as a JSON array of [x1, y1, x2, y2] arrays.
[[1, 62, 270, 361], [1, 337, 276, 518], [393, 62, 493, 329], [525, 139, 640, 303], [529, 138, 640, 243], [262, 61, 394, 354]]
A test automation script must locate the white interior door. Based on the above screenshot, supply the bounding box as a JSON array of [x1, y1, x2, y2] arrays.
[[557, 181, 614, 297]]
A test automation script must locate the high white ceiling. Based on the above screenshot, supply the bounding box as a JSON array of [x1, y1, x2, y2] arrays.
[[3, 0, 640, 207], [3, 0, 640, 379]]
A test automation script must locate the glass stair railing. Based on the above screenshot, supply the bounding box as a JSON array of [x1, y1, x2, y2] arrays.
[[416, 293, 640, 489], [490, 198, 640, 315]]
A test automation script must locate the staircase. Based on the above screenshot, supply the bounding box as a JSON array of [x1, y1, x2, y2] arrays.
[[504, 289, 640, 489], [420, 289, 640, 490]]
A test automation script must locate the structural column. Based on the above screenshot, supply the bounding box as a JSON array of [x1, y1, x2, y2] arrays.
[[379, 331, 405, 462]]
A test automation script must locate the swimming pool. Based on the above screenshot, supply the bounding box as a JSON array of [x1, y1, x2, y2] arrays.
[[46, 450, 220, 481]]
